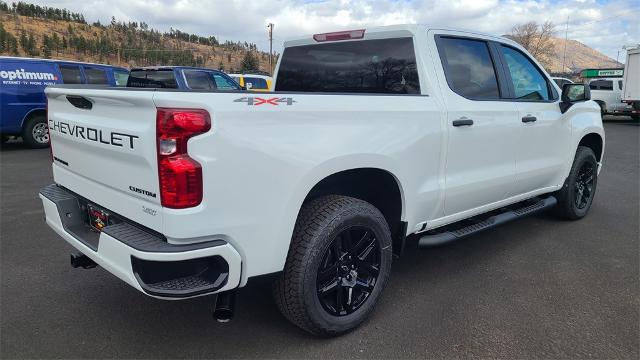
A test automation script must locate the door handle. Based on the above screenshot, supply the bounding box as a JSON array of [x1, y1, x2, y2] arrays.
[[522, 116, 537, 123], [452, 119, 474, 127]]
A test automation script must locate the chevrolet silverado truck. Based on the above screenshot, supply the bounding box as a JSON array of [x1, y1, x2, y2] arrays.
[[40, 25, 604, 336]]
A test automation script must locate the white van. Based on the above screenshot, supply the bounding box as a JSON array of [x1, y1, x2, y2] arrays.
[[588, 77, 632, 116]]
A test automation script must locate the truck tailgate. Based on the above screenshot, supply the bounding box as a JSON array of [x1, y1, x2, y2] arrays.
[[46, 87, 162, 231]]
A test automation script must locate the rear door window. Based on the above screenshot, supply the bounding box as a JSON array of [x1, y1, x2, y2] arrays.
[[127, 69, 178, 88], [84, 67, 108, 84], [618, 80, 623, 90], [275, 37, 420, 94], [436, 37, 500, 100], [183, 70, 217, 90], [59, 65, 83, 84]]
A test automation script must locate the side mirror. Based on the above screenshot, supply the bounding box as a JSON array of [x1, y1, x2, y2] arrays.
[[560, 83, 591, 113]]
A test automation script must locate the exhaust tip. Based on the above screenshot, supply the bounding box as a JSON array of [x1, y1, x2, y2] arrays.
[[70, 252, 97, 269], [213, 291, 236, 323], [213, 308, 234, 323]]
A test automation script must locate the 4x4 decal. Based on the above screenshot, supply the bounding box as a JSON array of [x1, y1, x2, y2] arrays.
[[234, 97, 296, 106]]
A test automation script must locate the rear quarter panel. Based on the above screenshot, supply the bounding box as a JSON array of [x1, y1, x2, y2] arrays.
[[152, 90, 445, 282]]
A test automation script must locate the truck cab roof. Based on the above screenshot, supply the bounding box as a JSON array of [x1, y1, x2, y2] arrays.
[[282, 24, 521, 49]]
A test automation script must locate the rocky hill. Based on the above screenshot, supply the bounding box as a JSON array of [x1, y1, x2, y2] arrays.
[[0, 1, 271, 72], [547, 37, 622, 73]]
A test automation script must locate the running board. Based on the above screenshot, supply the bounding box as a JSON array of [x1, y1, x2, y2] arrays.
[[418, 196, 557, 248]]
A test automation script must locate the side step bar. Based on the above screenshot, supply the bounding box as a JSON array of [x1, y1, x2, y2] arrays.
[[418, 196, 557, 248]]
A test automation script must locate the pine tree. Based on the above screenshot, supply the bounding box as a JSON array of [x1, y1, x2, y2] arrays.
[[240, 51, 259, 72]]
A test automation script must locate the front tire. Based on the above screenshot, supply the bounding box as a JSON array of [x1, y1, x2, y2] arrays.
[[273, 195, 393, 336], [22, 114, 49, 148], [554, 146, 599, 220]]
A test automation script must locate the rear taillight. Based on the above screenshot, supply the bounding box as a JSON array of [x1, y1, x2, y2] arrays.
[[313, 29, 365, 42], [156, 108, 211, 209]]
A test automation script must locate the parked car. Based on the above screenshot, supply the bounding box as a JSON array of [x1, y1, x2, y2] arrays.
[[552, 77, 573, 87], [588, 77, 633, 116], [621, 44, 640, 121], [0, 56, 128, 148], [228, 73, 273, 91], [40, 25, 603, 336], [127, 66, 241, 91]]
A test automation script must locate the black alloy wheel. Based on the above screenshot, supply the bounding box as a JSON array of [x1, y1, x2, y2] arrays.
[[574, 161, 595, 210], [316, 226, 380, 316]]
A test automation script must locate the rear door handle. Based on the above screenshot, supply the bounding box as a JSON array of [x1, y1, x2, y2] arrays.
[[452, 119, 474, 127], [522, 116, 537, 123]]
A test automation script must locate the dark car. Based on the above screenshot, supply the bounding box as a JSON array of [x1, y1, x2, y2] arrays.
[[127, 66, 241, 91]]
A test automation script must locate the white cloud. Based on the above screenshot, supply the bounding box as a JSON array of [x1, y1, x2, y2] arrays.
[[17, 0, 640, 61]]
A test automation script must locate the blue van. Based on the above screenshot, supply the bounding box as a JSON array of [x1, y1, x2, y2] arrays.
[[127, 66, 241, 91], [0, 57, 128, 148]]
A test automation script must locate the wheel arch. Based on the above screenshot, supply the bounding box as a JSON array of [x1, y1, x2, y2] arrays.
[[21, 108, 47, 131], [298, 167, 407, 257], [578, 132, 604, 163]]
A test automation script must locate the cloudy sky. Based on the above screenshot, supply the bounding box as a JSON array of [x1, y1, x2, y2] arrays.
[[19, 0, 640, 61]]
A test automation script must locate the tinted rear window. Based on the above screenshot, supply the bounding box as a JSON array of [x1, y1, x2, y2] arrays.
[[437, 37, 500, 100], [275, 38, 420, 94], [84, 67, 108, 85], [59, 65, 82, 84], [127, 69, 178, 88]]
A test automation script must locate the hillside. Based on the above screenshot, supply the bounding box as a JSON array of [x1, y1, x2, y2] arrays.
[[547, 37, 622, 73], [0, 2, 271, 72], [0, 2, 620, 75]]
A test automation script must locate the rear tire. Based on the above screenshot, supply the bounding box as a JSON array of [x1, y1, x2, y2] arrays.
[[273, 195, 393, 336], [22, 114, 49, 149], [1, 135, 10, 144], [554, 146, 598, 220]]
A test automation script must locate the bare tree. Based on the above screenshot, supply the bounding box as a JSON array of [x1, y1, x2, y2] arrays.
[[507, 21, 556, 67]]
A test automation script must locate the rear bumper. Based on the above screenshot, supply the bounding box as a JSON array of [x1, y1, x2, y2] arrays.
[[39, 184, 242, 299]]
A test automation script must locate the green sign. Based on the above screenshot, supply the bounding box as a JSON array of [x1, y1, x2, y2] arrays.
[[582, 69, 624, 78]]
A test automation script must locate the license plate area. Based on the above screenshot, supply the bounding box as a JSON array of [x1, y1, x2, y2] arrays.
[[87, 204, 110, 232]]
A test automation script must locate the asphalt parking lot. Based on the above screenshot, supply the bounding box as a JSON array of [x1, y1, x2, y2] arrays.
[[1, 118, 638, 359]]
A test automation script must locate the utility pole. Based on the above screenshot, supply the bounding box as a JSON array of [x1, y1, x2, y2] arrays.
[[561, 16, 569, 73], [267, 23, 274, 75]]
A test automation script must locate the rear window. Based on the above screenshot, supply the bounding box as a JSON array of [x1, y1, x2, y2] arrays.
[[84, 67, 108, 85], [275, 37, 420, 94], [127, 69, 178, 88], [244, 77, 268, 89], [589, 80, 613, 91], [59, 65, 83, 84]]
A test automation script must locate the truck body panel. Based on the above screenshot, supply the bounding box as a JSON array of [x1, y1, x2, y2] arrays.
[[41, 24, 604, 301]]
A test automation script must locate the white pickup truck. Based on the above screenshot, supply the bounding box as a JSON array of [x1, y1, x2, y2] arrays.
[[40, 25, 604, 336]]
